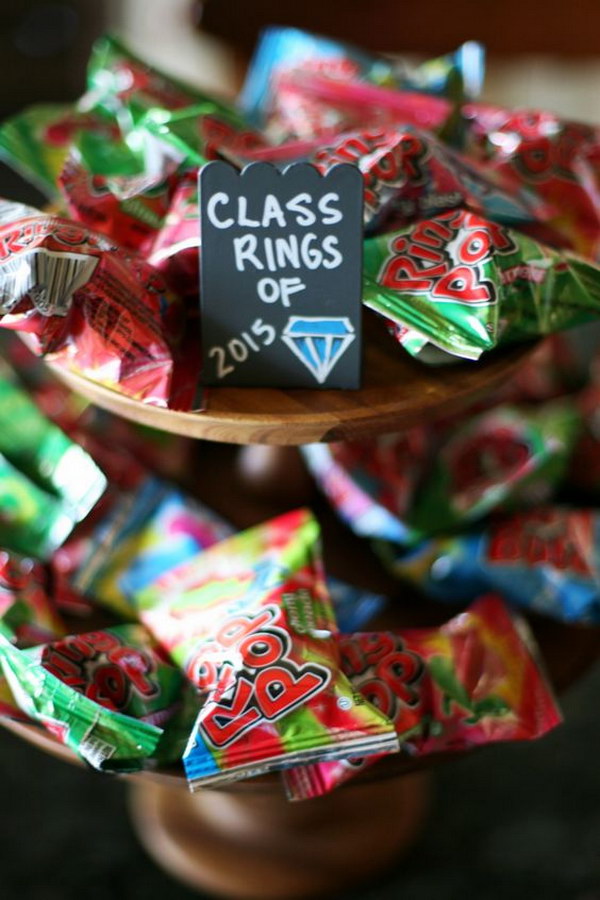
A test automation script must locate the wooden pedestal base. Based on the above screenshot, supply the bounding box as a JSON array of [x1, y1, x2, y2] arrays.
[[128, 772, 430, 900]]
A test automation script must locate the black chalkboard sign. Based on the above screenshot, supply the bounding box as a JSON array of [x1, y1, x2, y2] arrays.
[[199, 161, 363, 389]]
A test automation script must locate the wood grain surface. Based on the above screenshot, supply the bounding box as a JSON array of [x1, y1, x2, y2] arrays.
[[46, 317, 534, 446]]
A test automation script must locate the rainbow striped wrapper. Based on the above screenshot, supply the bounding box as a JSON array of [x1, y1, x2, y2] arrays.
[[71, 476, 232, 618], [135, 509, 399, 789]]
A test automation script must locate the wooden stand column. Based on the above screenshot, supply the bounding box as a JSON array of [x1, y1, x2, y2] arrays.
[[128, 771, 431, 900]]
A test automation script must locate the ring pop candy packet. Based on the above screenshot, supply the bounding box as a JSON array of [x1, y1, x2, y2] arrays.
[[58, 104, 266, 257], [363, 209, 600, 362], [301, 424, 431, 546], [0, 365, 106, 559], [135, 509, 399, 789], [233, 125, 550, 235], [0, 32, 246, 191], [0, 623, 196, 771], [303, 399, 580, 549], [58, 154, 181, 255], [66, 465, 388, 632], [137, 104, 267, 169], [84, 34, 236, 126], [405, 399, 580, 537], [0, 104, 122, 198], [77, 36, 257, 177], [0, 548, 91, 720], [0, 34, 206, 194], [266, 70, 453, 143], [0, 452, 83, 559], [0, 550, 72, 647], [460, 104, 600, 260], [0, 200, 188, 408], [284, 594, 562, 800], [240, 26, 483, 137], [147, 173, 201, 298], [240, 26, 387, 128], [390, 507, 600, 625]]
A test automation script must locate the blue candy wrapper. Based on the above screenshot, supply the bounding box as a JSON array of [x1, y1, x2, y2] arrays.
[[240, 27, 380, 127], [390, 507, 600, 624], [241, 26, 484, 132]]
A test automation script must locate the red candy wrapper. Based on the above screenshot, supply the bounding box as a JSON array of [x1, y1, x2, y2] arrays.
[[0, 201, 189, 408], [148, 174, 200, 299], [135, 509, 399, 788], [233, 125, 549, 235], [0, 548, 92, 720], [284, 595, 562, 800], [461, 103, 600, 259], [58, 153, 181, 255], [270, 71, 453, 141], [304, 398, 580, 549], [241, 27, 484, 133], [302, 427, 431, 547], [0, 552, 66, 649]]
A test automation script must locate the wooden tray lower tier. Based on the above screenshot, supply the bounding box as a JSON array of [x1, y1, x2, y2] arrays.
[[2, 610, 599, 793]]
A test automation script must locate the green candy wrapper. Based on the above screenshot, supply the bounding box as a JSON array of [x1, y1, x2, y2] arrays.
[[0, 623, 194, 771], [0, 104, 119, 197], [137, 105, 266, 169], [363, 209, 600, 362], [0, 34, 243, 197], [0, 369, 106, 522], [79, 35, 247, 177], [0, 453, 75, 558], [85, 35, 235, 125], [405, 399, 580, 537], [0, 365, 105, 559]]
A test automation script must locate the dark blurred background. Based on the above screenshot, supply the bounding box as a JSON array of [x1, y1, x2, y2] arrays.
[[0, 3, 599, 898], [0, 1, 105, 206]]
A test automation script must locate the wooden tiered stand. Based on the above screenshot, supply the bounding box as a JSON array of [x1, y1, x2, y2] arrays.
[[2, 331, 600, 899]]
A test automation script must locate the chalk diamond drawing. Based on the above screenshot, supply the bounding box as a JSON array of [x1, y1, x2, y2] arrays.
[[281, 316, 356, 384]]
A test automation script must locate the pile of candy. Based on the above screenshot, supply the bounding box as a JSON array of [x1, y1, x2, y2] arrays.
[[0, 27, 599, 799], [0, 353, 570, 797], [3, 31, 600, 400], [302, 329, 600, 625]]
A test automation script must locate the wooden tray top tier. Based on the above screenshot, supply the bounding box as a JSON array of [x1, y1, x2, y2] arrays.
[[46, 320, 533, 446]]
